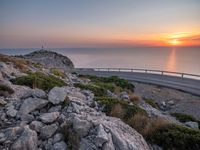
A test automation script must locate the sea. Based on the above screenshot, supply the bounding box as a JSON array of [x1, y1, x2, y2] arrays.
[[0, 47, 200, 75]]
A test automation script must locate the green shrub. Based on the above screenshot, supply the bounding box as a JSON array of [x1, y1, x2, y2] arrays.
[[11, 72, 66, 91], [50, 68, 65, 78], [0, 84, 14, 97], [33, 63, 43, 68], [95, 96, 147, 120], [171, 113, 200, 128], [74, 83, 107, 97], [148, 124, 200, 150], [78, 75, 135, 91], [145, 99, 158, 109]]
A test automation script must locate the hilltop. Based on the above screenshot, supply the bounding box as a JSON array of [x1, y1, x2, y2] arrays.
[[23, 50, 74, 71]]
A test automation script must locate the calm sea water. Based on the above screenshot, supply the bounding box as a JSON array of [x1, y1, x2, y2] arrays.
[[0, 47, 200, 75]]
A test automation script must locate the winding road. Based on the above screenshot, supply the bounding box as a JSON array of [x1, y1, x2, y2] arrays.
[[75, 69, 200, 96]]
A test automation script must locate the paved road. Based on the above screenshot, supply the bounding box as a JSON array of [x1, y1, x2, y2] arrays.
[[76, 70, 200, 96]]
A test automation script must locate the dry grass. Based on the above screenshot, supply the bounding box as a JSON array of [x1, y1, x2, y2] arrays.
[[114, 86, 122, 95], [0, 54, 30, 71], [128, 113, 168, 138], [110, 104, 125, 119], [129, 94, 140, 104]]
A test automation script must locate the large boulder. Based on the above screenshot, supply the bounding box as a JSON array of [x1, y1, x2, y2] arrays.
[[24, 50, 74, 71], [18, 97, 48, 115], [48, 87, 68, 104]]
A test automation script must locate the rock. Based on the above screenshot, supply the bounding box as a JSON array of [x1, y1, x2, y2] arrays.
[[11, 126, 38, 150], [21, 88, 47, 99], [94, 124, 109, 147], [72, 116, 92, 138], [40, 124, 58, 139], [102, 133, 115, 150], [20, 114, 35, 123], [52, 141, 67, 150], [29, 121, 44, 133], [18, 97, 48, 115], [48, 105, 62, 113], [39, 112, 60, 123], [185, 121, 199, 129], [107, 90, 117, 98], [53, 133, 64, 144], [0, 98, 7, 106], [6, 107, 17, 117], [167, 100, 175, 106], [0, 133, 6, 143], [6, 103, 17, 117], [119, 91, 130, 100], [24, 50, 74, 71], [48, 87, 68, 104]]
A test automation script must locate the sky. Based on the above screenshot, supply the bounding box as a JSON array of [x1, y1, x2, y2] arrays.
[[0, 0, 200, 48]]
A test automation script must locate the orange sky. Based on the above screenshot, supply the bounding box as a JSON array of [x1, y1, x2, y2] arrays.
[[1, 0, 200, 48]]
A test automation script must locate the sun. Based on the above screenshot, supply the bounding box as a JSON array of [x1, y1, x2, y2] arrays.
[[169, 39, 181, 46]]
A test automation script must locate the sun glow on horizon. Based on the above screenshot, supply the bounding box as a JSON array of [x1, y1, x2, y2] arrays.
[[169, 39, 181, 46]]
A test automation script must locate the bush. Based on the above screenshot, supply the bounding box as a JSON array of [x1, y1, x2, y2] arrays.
[[110, 104, 124, 118], [149, 124, 200, 150], [145, 99, 158, 109], [129, 94, 140, 104], [128, 113, 168, 138], [50, 68, 65, 78], [171, 113, 200, 128], [0, 84, 14, 97], [78, 75, 135, 91], [74, 83, 107, 97], [95, 96, 147, 120], [11, 72, 66, 91]]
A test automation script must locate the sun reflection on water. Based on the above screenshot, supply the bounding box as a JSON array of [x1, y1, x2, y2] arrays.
[[166, 48, 177, 72]]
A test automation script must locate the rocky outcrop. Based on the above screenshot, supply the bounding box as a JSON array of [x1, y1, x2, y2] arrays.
[[24, 50, 74, 71], [0, 85, 150, 150]]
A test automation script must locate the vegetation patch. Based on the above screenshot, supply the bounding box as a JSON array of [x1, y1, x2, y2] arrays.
[[0, 84, 14, 97], [78, 75, 135, 91], [74, 83, 107, 97], [33, 63, 43, 68], [11, 72, 66, 91], [50, 68, 65, 78], [148, 124, 200, 150], [0, 54, 30, 71], [95, 96, 147, 121], [171, 113, 200, 128]]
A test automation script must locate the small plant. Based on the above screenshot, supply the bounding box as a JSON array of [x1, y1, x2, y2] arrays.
[[129, 94, 140, 104], [145, 99, 158, 109], [110, 104, 125, 118], [11, 72, 66, 91], [50, 68, 65, 78], [33, 63, 43, 68], [0, 84, 14, 97]]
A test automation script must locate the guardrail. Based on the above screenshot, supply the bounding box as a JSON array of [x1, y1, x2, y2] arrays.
[[75, 68, 200, 80]]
